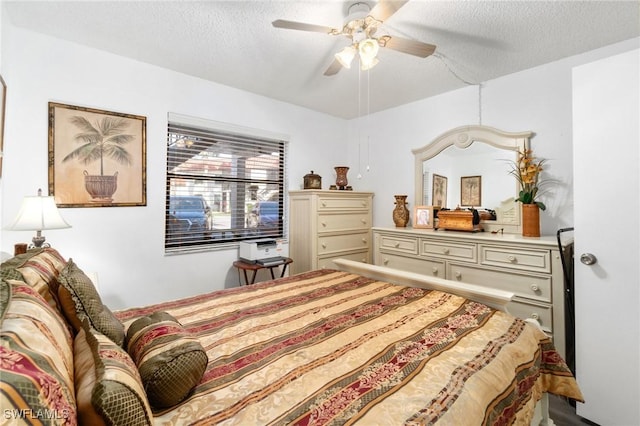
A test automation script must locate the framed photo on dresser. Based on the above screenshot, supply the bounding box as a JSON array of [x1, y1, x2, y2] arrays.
[[414, 206, 439, 229]]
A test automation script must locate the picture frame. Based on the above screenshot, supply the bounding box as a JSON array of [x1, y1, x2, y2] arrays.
[[48, 102, 147, 207], [432, 174, 447, 208], [414, 205, 439, 229], [0, 75, 6, 177], [461, 175, 482, 206]]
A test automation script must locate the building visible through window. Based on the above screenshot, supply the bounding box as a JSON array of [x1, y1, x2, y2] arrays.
[[165, 115, 286, 253]]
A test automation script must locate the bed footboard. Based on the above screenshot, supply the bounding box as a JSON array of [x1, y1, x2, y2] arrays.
[[332, 258, 514, 312]]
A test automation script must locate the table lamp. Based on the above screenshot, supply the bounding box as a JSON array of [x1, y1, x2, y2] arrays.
[[9, 189, 71, 248]]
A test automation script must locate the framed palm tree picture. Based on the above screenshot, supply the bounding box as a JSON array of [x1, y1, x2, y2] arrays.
[[48, 102, 146, 207], [461, 175, 482, 207], [432, 174, 447, 208]]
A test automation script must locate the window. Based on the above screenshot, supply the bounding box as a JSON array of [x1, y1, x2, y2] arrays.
[[165, 114, 287, 253]]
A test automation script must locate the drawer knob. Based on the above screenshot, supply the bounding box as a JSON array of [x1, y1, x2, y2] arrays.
[[321, 243, 327, 249], [443, 248, 450, 255], [321, 221, 327, 227], [361, 218, 367, 224], [508, 255, 517, 262], [362, 238, 367, 244], [394, 242, 400, 248], [530, 284, 540, 292], [383, 258, 389, 265], [322, 202, 327, 207], [432, 267, 439, 275], [530, 313, 540, 320], [454, 271, 462, 280], [362, 201, 367, 206]]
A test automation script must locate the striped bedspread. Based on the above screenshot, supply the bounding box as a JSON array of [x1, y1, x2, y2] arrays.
[[116, 269, 583, 425]]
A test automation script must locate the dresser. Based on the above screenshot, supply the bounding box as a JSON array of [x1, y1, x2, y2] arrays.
[[289, 191, 373, 275], [373, 226, 569, 358]]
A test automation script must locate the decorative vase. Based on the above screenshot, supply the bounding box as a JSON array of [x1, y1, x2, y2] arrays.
[[393, 195, 410, 227], [84, 170, 118, 202], [521, 204, 540, 237], [334, 166, 349, 190]]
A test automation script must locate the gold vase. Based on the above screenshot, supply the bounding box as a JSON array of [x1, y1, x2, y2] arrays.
[[521, 204, 540, 237], [393, 195, 410, 227]]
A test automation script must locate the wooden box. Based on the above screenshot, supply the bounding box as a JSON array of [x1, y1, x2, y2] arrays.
[[436, 208, 482, 232]]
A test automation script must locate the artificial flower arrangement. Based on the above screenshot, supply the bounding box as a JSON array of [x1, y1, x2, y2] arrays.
[[509, 149, 547, 211]]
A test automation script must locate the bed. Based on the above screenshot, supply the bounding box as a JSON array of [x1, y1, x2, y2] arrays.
[[1, 250, 583, 425]]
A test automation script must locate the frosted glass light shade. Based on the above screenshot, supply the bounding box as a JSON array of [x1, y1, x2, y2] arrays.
[[9, 192, 71, 231], [358, 38, 380, 61], [360, 56, 379, 71], [335, 46, 357, 69]]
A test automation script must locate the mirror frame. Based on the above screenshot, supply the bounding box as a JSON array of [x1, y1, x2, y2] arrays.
[[413, 125, 533, 233]]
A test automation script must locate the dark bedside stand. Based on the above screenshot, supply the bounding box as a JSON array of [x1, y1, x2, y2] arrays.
[[233, 257, 293, 285]]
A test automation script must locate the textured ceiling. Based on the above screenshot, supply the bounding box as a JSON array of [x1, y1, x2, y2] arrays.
[[4, 0, 640, 119]]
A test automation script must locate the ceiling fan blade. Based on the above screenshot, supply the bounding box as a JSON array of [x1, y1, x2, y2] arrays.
[[380, 35, 436, 58], [368, 0, 409, 22], [272, 19, 340, 35], [323, 58, 343, 76]]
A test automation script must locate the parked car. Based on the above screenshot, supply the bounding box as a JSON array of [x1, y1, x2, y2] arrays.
[[168, 195, 210, 236], [247, 201, 279, 229]]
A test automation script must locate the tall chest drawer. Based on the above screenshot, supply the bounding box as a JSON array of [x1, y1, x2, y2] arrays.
[[318, 196, 370, 211], [318, 251, 370, 269], [318, 213, 370, 233], [318, 232, 370, 255]]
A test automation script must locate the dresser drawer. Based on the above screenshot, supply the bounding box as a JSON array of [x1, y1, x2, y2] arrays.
[[420, 240, 477, 262], [377, 252, 444, 278], [318, 213, 370, 233], [378, 234, 419, 255], [480, 245, 551, 273], [318, 196, 370, 211], [318, 232, 369, 255], [318, 251, 370, 269], [508, 300, 553, 334], [447, 263, 552, 303]]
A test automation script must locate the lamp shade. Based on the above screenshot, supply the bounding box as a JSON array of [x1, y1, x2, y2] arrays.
[[9, 191, 71, 231]]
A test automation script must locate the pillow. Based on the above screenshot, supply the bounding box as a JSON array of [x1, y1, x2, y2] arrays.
[[0, 280, 76, 422], [55, 258, 125, 346], [126, 311, 207, 408], [15, 247, 67, 286], [2, 248, 66, 308], [0, 279, 10, 323], [74, 320, 153, 426]]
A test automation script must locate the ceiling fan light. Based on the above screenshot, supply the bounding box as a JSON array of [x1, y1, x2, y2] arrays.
[[335, 46, 356, 69], [358, 38, 380, 61], [360, 56, 379, 71]]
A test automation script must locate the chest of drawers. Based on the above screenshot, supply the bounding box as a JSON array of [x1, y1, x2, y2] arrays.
[[373, 227, 569, 358], [289, 191, 373, 275]]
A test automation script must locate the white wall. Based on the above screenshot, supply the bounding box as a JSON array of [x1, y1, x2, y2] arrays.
[[349, 38, 639, 235], [0, 24, 347, 309]]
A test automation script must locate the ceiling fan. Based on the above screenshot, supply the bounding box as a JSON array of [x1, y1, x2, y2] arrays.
[[272, 0, 436, 76]]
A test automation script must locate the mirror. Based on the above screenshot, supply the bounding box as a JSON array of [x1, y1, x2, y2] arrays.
[[413, 125, 532, 233]]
